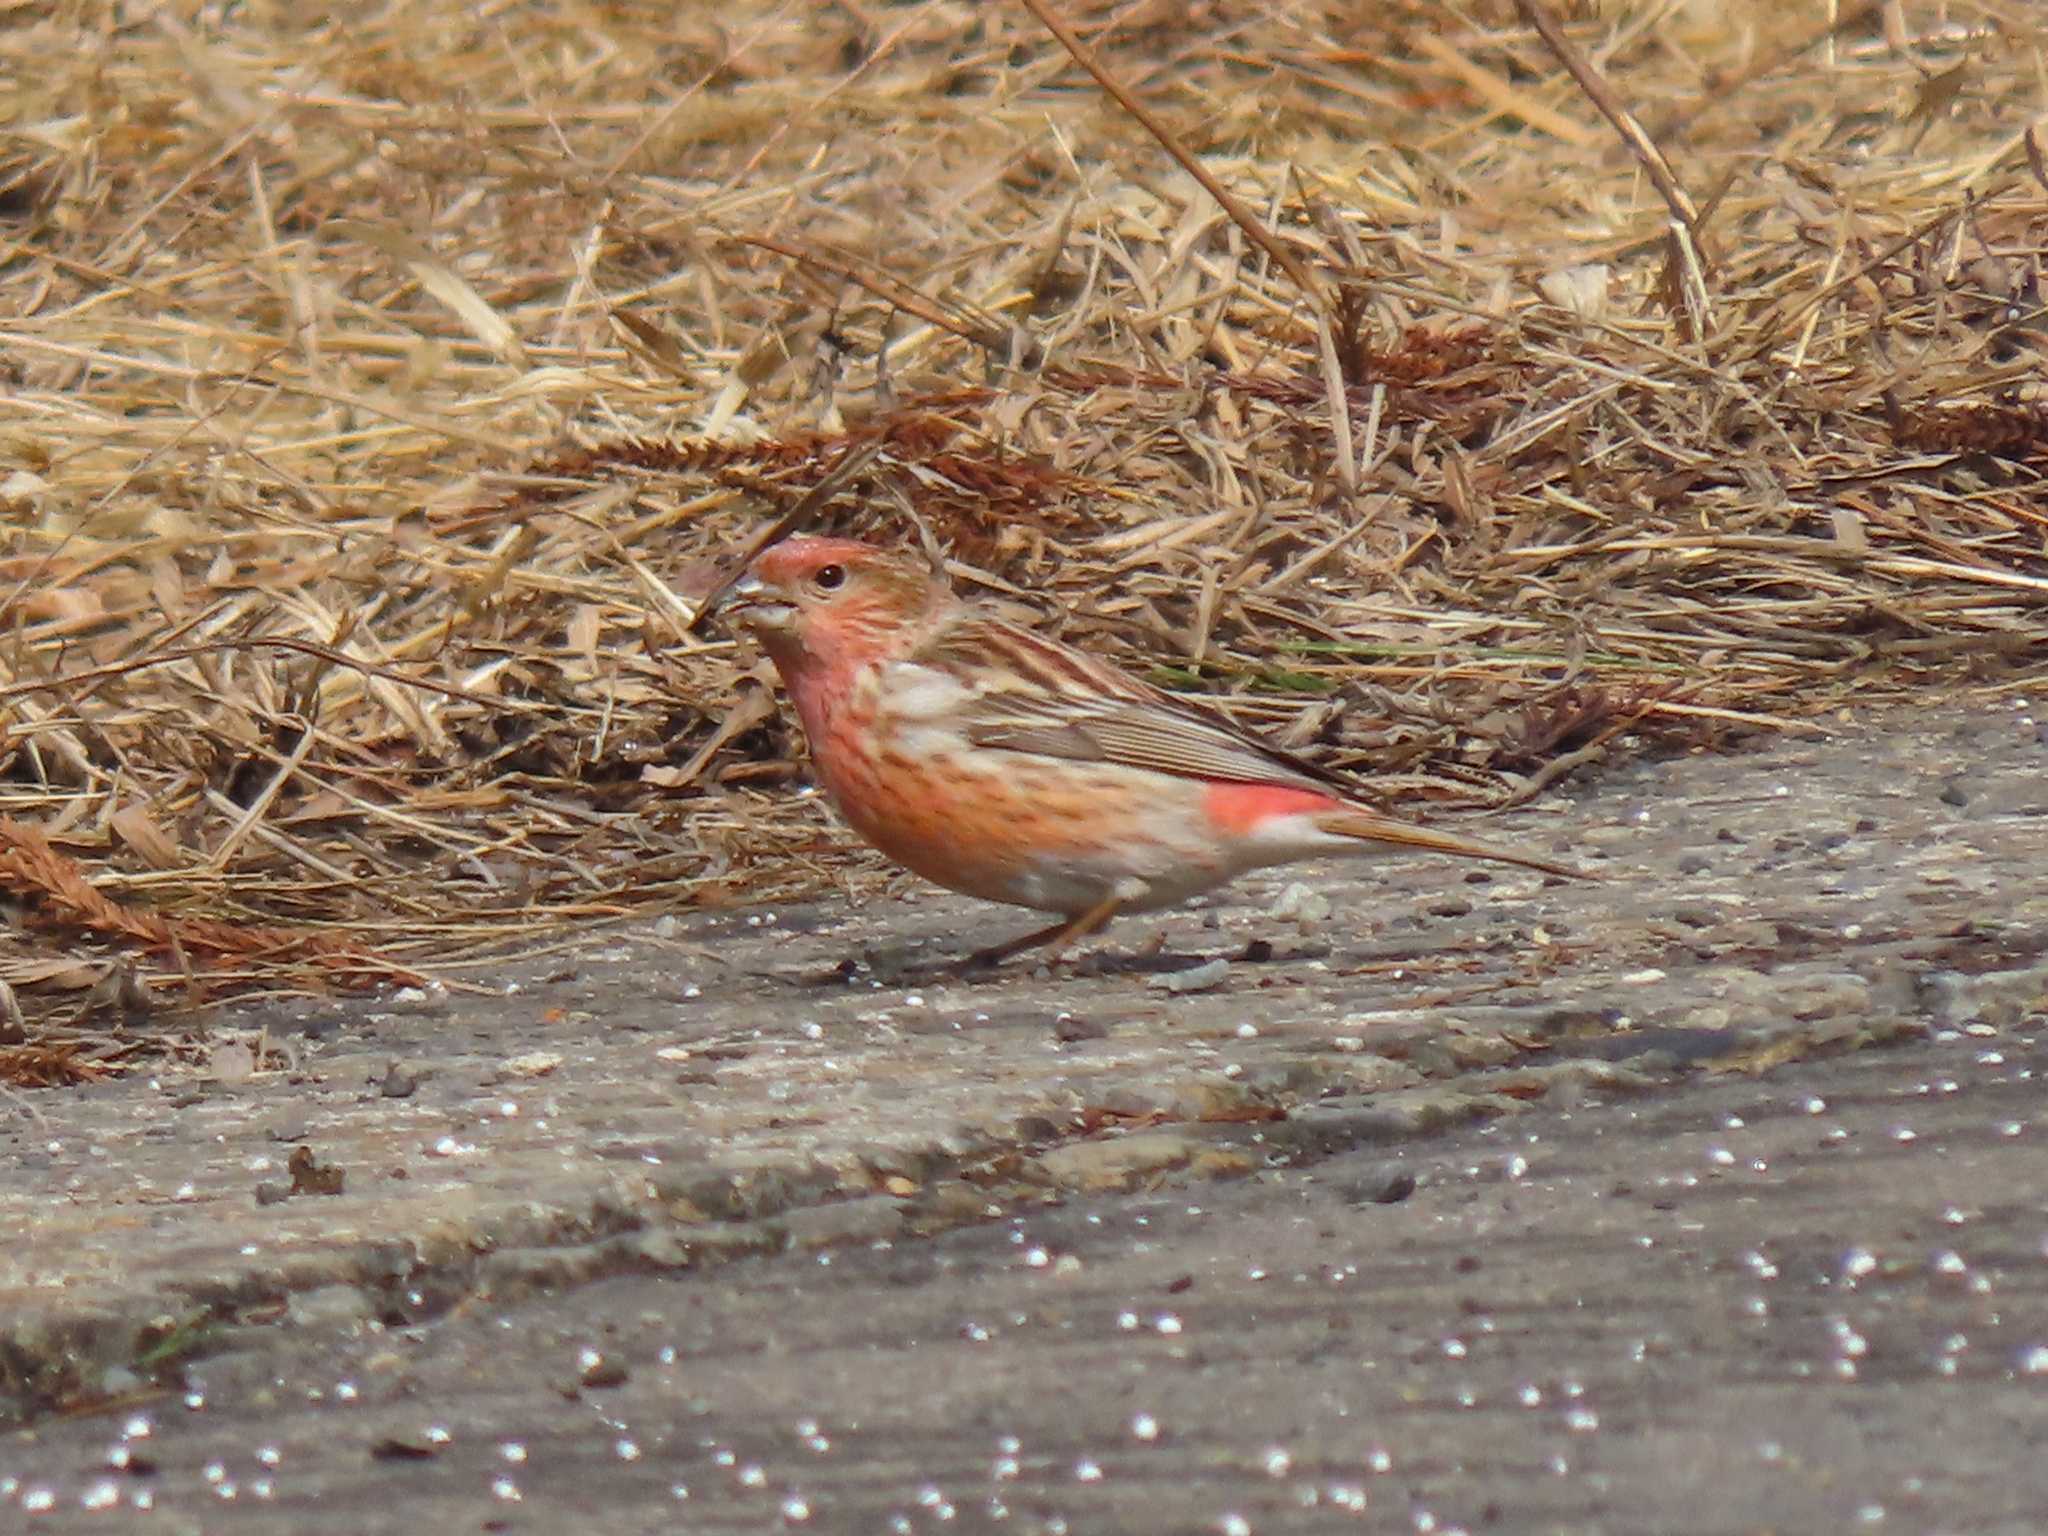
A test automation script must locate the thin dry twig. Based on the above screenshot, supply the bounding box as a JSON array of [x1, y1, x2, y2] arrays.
[[1016, 0, 1329, 316], [1514, 0, 1699, 230]]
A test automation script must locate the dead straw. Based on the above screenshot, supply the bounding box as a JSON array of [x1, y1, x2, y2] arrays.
[[0, 0, 2041, 1070]]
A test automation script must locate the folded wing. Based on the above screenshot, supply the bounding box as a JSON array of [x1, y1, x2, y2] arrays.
[[916, 615, 1356, 798]]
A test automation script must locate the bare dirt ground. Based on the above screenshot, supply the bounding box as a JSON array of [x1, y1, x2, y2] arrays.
[[4, 702, 2047, 1532]]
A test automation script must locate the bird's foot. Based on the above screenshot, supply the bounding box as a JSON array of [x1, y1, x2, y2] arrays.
[[967, 895, 1124, 971]]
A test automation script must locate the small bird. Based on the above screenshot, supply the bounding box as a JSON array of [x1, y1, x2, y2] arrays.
[[721, 535, 1581, 965]]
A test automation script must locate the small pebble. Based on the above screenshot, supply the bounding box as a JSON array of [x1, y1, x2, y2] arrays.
[[1149, 958, 1232, 995], [1267, 883, 1331, 926], [1337, 1163, 1417, 1205], [1053, 1013, 1106, 1043]]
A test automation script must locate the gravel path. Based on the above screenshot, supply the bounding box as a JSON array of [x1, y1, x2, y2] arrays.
[[3, 704, 2045, 1531]]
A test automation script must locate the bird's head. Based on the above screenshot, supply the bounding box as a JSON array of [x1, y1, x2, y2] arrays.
[[722, 536, 944, 677]]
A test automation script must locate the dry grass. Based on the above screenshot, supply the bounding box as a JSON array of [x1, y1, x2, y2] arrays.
[[1, 0, 2044, 1049]]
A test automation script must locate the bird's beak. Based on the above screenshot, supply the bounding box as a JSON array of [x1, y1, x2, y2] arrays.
[[719, 572, 796, 632]]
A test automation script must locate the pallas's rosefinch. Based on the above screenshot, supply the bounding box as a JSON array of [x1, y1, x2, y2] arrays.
[[723, 536, 1580, 964]]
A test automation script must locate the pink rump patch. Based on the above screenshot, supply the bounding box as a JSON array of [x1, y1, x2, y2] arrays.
[[1202, 782, 1339, 836]]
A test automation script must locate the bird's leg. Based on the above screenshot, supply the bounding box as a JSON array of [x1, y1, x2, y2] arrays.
[[1040, 895, 1122, 962], [968, 895, 1122, 969]]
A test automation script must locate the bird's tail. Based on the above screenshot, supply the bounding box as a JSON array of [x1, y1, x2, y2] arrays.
[[1313, 808, 1589, 880]]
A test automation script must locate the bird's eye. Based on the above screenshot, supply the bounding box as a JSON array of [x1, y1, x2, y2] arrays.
[[812, 563, 847, 591]]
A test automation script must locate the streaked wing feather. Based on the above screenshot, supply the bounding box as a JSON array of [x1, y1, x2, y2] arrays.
[[922, 616, 1351, 796], [965, 705, 1330, 791]]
